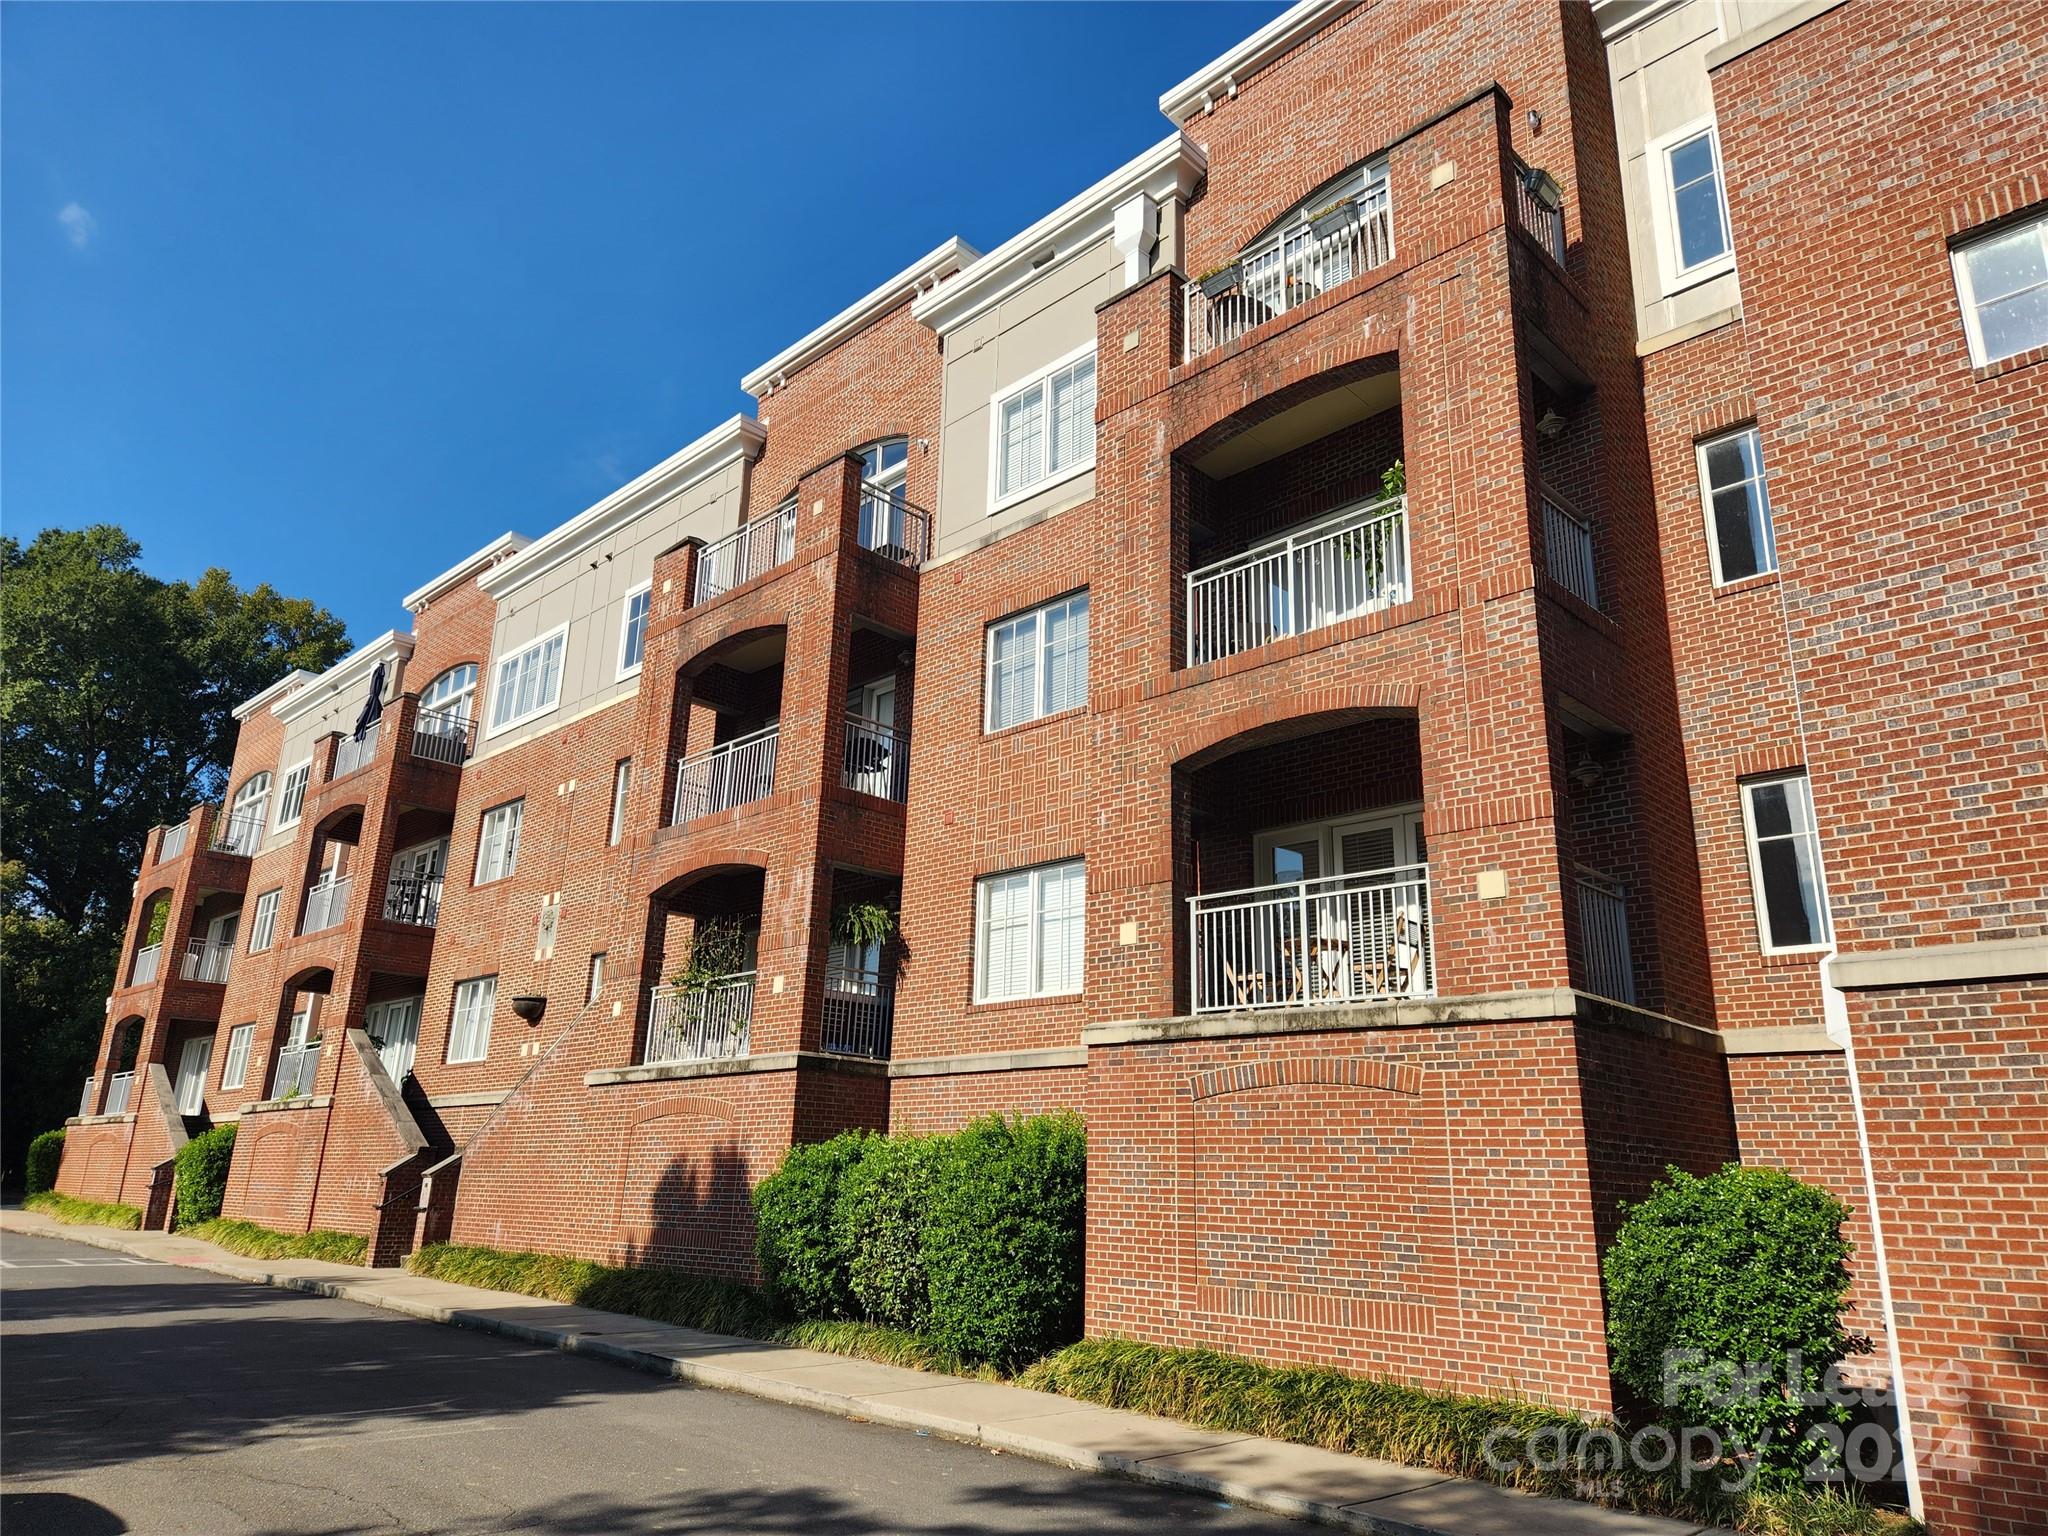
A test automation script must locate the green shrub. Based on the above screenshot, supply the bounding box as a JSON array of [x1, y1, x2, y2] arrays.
[[920, 1113, 1085, 1370], [185, 1218, 367, 1265], [753, 1131, 869, 1319], [1605, 1164, 1861, 1490], [24, 1129, 65, 1195], [173, 1124, 236, 1227], [833, 1131, 939, 1331], [407, 1242, 779, 1338], [23, 1190, 142, 1229]]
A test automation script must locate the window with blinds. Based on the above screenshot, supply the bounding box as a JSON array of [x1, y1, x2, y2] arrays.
[[474, 799, 523, 885], [447, 977, 497, 1064], [992, 345, 1096, 507], [220, 1024, 255, 1091], [489, 626, 568, 733], [974, 859, 1085, 1003], [985, 591, 1089, 732]]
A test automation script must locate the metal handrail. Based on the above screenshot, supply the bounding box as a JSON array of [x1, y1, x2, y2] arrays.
[[383, 875, 443, 927], [271, 1042, 321, 1100], [182, 937, 234, 984], [105, 1071, 135, 1115], [157, 823, 191, 863], [332, 721, 381, 778], [1184, 183, 1393, 362], [412, 709, 476, 766], [300, 876, 352, 935], [1188, 862, 1433, 1013], [210, 809, 266, 856], [671, 724, 779, 824], [821, 965, 894, 1059], [695, 503, 797, 604], [841, 713, 909, 802], [644, 974, 754, 1064], [858, 485, 932, 567], [130, 943, 163, 987], [1186, 495, 1409, 666]]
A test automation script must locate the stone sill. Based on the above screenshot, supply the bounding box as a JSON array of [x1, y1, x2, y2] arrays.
[[1830, 935, 2048, 992], [241, 1095, 332, 1116], [587, 1050, 886, 1088], [889, 1047, 1087, 1079], [65, 1113, 135, 1128]]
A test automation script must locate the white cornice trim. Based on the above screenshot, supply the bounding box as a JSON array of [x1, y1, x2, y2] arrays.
[[1157, 0, 1358, 124], [741, 237, 980, 398], [912, 133, 1208, 337], [1591, 0, 1692, 41], [231, 669, 319, 721], [480, 416, 768, 600], [271, 630, 415, 723], [402, 531, 531, 614]]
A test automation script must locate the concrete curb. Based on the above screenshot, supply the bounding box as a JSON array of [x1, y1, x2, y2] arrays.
[[2, 1211, 1717, 1536]]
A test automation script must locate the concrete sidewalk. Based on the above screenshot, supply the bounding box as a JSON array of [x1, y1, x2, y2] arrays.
[[0, 1209, 1718, 1536]]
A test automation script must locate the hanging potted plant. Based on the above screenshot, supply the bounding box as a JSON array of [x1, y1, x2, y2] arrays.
[[1307, 196, 1359, 243], [1196, 261, 1243, 300]]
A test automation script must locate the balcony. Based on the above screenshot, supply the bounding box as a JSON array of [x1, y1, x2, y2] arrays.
[[105, 1071, 135, 1115], [1186, 496, 1409, 666], [644, 974, 754, 1064], [1188, 863, 1433, 1014], [1184, 180, 1393, 363], [383, 874, 443, 927], [78, 1075, 96, 1118], [841, 713, 909, 802], [181, 937, 234, 985], [695, 503, 796, 605], [1541, 496, 1599, 610], [672, 725, 779, 825], [210, 808, 266, 857], [1574, 870, 1635, 1004], [412, 708, 476, 767], [858, 484, 932, 568], [271, 1041, 321, 1099], [821, 964, 894, 1059], [157, 823, 190, 863], [130, 943, 163, 988], [331, 721, 381, 779], [299, 876, 352, 936], [1511, 158, 1568, 268]]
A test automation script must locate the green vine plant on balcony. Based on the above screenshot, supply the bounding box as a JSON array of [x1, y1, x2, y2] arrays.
[[832, 901, 897, 952], [1331, 459, 1408, 579], [671, 916, 752, 992]]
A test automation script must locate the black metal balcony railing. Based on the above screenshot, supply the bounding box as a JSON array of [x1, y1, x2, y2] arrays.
[[210, 809, 266, 856], [383, 875, 443, 927], [412, 708, 476, 767]]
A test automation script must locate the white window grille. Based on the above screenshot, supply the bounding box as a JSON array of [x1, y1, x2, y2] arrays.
[[447, 977, 496, 1064], [985, 592, 1088, 732], [474, 799, 523, 885], [1697, 426, 1778, 584], [974, 860, 1085, 1003], [1952, 212, 2048, 367], [488, 627, 568, 734], [991, 347, 1096, 507]]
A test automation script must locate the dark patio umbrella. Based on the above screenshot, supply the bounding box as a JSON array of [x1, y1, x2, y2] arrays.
[[353, 662, 387, 742]]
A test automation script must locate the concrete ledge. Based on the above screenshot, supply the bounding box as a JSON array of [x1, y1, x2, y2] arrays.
[[1720, 1024, 1841, 1056], [1706, 0, 1850, 70], [65, 1113, 134, 1128], [241, 1095, 332, 1115], [0, 1207, 1712, 1536], [889, 1046, 1088, 1079], [1636, 304, 1742, 358], [1829, 935, 2048, 992], [586, 1050, 887, 1088], [425, 1090, 511, 1110]]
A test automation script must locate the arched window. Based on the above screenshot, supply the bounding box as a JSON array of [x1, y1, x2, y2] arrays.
[[855, 437, 916, 558], [220, 771, 271, 855], [420, 663, 478, 720], [416, 664, 480, 763]]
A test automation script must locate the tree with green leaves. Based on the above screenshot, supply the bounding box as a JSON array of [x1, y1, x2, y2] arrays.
[[0, 525, 350, 1184]]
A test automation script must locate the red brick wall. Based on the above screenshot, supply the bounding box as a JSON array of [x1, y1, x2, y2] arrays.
[[887, 1065, 1085, 1135]]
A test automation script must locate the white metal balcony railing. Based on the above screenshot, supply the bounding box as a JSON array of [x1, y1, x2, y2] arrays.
[[383, 875, 443, 927], [1184, 183, 1393, 363], [331, 721, 380, 778], [695, 503, 797, 605], [1186, 495, 1409, 667], [1189, 864, 1433, 1014], [842, 713, 909, 802], [644, 974, 755, 1064], [412, 708, 476, 767], [1575, 871, 1636, 1005], [211, 809, 266, 856], [272, 1042, 321, 1100], [858, 485, 932, 568], [130, 943, 163, 988], [157, 822, 190, 863], [299, 876, 352, 935], [1542, 497, 1599, 610], [105, 1071, 135, 1116], [821, 965, 894, 1059], [1512, 159, 1567, 268], [672, 724, 779, 825], [182, 937, 234, 985], [79, 1075, 96, 1118]]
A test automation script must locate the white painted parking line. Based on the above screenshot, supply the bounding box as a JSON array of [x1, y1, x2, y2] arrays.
[[1, 1259, 165, 1268]]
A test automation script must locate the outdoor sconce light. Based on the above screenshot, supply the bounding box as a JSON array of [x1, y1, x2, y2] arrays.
[[510, 995, 547, 1026]]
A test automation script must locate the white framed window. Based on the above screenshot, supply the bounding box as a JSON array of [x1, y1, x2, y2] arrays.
[[275, 759, 312, 830], [616, 583, 653, 677], [1696, 426, 1778, 584], [420, 662, 478, 720], [974, 859, 1085, 1003], [1951, 212, 2048, 367], [220, 1024, 255, 1091], [474, 799, 523, 885], [487, 624, 568, 735], [608, 759, 631, 847], [989, 344, 1096, 510], [247, 888, 282, 953], [366, 997, 422, 1081], [1740, 772, 1832, 953], [224, 772, 271, 853], [447, 976, 496, 1064], [985, 591, 1089, 732], [1649, 120, 1733, 289], [587, 952, 607, 1004]]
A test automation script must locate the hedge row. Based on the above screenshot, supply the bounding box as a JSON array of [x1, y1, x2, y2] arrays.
[[24, 1191, 142, 1230], [25, 1129, 65, 1196], [754, 1113, 1085, 1370], [174, 1124, 236, 1228], [184, 1219, 368, 1265], [408, 1242, 777, 1336]]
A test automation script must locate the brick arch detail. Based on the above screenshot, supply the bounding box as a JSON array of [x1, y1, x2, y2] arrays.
[[609, 1092, 741, 1241], [1185, 1053, 1423, 1102], [1163, 689, 1425, 774]]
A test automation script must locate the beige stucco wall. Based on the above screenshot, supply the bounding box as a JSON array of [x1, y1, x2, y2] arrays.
[[478, 458, 746, 756], [1606, 0, 1798, 347], [263, 651, 412, 850]]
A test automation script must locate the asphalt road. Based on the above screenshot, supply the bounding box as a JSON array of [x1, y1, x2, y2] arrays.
[[0, 1228, 1300, 1536]]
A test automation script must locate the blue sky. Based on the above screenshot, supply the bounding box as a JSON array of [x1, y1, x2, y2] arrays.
[[4, 2, 1275, 643]]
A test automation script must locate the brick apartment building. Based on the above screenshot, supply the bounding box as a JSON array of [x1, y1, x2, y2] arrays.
[[53, 1, 2043, 1526]]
